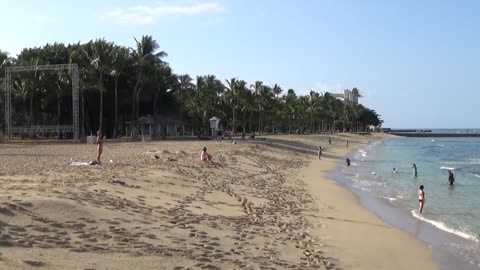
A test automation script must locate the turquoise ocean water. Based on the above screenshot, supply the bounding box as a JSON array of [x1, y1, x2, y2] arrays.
[[334, 135, 480, 269]]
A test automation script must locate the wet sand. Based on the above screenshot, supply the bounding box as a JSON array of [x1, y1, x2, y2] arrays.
[[0, 134, 437, 269]]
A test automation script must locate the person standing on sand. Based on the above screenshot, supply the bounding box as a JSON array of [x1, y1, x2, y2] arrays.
[[418, 185, 425, 213], [96, 131, 106, 164], [346, 158, 351, 166], [346, 140, 349, 148], [412, 164, 418, 177], [328, 137, 332, 145], [448, 170, 455, 186], [318, 146, 322, 160]]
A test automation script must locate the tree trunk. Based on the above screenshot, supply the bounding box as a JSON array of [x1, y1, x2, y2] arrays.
[[258, 111, 261, 134], [153, 93, 159, 117], [113, 75, 118, 138], [57, 92, 61, 138], [131, 72, 142, 122], [249, 110, 253, 132], [135, 86, 143, 119], [99, 74, 103, 132], [29, 93, 33, 126], [80, 91, 85, 137], [232, 107, 236, 135], [242, 111, 246, 134]]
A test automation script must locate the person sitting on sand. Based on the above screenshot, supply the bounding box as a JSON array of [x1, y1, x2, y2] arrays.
[[96, 131, 106, 164], [200, 147, 212, 162], [418, 185, 425, 213], [448, 170, 455, 186]]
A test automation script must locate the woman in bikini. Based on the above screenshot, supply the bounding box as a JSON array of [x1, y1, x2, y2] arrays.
[[96, 131, 106, 164], [418, 185, 425, 213]]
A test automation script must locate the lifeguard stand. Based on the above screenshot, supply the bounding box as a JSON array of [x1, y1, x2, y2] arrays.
[[209, 117, 220, 138]]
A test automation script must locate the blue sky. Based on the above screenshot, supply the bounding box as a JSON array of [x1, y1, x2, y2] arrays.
[[1, 0, 479, 128]]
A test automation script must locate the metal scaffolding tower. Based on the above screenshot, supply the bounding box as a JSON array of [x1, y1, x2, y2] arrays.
[[4, 64, 79, 140]]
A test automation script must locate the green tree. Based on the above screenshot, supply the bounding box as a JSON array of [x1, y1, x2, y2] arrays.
[[83, 38, 114, 131], [131, 35, 167, 121], [110, 46, 131, 137]]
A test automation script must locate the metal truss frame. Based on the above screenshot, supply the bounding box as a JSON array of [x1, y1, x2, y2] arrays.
[[4, 64, 79, 140]]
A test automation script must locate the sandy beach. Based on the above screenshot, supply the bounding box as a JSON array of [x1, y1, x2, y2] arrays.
[[0, 134, 437, 269]]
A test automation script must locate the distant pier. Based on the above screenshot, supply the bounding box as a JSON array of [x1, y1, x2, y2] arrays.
[[391, 133, 480, 137], [386, 129, 480, 137]]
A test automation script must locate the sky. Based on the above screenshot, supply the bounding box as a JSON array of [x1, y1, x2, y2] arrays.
[[1, 0, 479, 128]]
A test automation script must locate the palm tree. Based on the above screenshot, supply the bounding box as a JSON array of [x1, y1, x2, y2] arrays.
[[15, 57, 41, 127], [176, 74, 194, 135], [225, 78, 238, 134], [131, 35, 167, 121], [0, 50, 14, 70], [110, 46, 130, 137], [250, 81, 263, 132], [83, 38, 114, 131]]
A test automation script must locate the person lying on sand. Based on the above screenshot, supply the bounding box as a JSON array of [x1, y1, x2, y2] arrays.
[[200, 147, 213, 162]]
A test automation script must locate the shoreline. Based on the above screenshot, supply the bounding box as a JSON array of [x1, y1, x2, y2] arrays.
[[333, 137, 480, 270], [294, 134, 439, 270]]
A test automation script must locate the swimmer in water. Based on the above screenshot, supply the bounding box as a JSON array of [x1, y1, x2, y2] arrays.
[[448, 170, 455, 186], [412, 164, 418, 177], [393, 168, 398, 174]]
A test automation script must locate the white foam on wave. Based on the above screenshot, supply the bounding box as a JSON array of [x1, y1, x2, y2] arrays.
[[440, 166, 456, 170], [411, 210, 479, 242], [381, 196, 398, 201]]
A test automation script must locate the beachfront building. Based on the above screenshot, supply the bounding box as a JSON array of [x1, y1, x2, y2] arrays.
[[331, 89, 359, 105]]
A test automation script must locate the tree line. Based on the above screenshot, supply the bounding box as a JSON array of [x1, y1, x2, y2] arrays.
[[0, 35, 383, 138]]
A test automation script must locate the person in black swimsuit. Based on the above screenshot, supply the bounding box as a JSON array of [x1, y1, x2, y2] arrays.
[[448, 170, 455, 186]]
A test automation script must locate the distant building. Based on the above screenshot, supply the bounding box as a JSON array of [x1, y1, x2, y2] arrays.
[[331, 89, 359, 105]]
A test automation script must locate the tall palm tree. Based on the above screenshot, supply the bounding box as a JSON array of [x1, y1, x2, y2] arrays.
[[131, 35, 167, 121], [225, 78, 238, 134], [250, 81, 263, 132], [176, 74, 194, 135], [110, 46, 131, 137], [83, 38, 114, 131], [0, 50, 14, 70], [15, 57, 41, 126]]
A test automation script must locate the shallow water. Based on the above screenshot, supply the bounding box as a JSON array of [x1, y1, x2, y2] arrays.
[[333, 137, 480, 270]]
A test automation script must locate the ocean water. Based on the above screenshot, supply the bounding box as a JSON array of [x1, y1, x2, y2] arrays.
[[334, 137, 480, 269]]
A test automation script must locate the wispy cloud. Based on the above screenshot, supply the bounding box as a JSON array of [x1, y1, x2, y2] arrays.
[[99, 2, 224, 25]]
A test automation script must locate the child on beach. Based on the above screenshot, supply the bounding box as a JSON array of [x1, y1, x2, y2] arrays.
[[200, 147, 212, 162], [96, 131, 106, 164], [418, 185, 425, 213], [318, 146, 322, 160]]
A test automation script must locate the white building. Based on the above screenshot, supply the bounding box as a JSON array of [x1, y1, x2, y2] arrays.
[[331, 89, 359, 104]]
